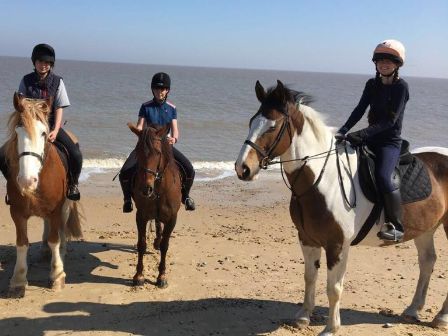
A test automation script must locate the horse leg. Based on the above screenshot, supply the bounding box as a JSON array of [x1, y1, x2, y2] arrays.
[[156, 216, 176, 288], [294, 243, 322, 328], [402, 229, 437, 322], [40, 219, 52, 261], [320, 245, 350, 336], [8, 214, 29, 298], [47, 213, 66, 291], [431, 294, 448, 329], [133, 210, 148, 286], [153, 220, 162, 250], [58, 199, 71, 261]]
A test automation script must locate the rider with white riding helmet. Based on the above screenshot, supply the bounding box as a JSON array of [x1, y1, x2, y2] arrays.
[[335, 39, 409, 242]]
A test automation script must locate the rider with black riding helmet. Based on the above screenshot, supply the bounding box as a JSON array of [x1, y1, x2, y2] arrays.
[[119, 72, 196, 212], [0, 43, 83, 201], [335, 39, 409, 243]]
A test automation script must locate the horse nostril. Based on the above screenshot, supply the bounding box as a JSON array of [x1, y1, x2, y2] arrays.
[[242, 164, 251, 180]]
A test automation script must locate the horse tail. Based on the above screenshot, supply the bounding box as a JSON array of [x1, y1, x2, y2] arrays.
[[65, 201, 84, 240]]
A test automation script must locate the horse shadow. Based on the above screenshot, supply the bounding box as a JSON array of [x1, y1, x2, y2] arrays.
[[0, 298, 408, 336], [0, 240, 139, 297]]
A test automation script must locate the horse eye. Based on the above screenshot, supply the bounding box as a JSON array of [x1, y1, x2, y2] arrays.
[[42, 132, 47, 137]]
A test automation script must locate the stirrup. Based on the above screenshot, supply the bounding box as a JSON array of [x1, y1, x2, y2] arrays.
[[377, 223, 404, 243], [67, 184, 81, 201]]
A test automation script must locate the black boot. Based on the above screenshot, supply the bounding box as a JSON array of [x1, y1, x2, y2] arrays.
[[67, 174, 81, 201], [120, 180, 133, 213], [377, 189, 404, 242], [182, 176, 196, 211]]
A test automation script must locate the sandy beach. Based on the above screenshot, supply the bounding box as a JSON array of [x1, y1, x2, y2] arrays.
[[0, 172, 446, 336]]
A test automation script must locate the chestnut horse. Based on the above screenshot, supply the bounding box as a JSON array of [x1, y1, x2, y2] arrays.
[[235, 81, 448, 335], [127, 123, 181, 288], [5, 93, 83, 298]]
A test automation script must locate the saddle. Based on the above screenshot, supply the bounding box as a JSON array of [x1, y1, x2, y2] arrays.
[[53, 141, 70, 175], [351, 140, 432, 246], [357, 140, 432, 205]]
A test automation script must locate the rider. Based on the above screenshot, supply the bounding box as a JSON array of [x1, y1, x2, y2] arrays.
[[119, 72, 196, 212], [0, 43, 83, 200], [335, 39, 409, 243]]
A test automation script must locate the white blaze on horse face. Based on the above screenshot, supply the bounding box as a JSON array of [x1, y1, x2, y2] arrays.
[[16, 122, 47, 192], [236, 114, 277, 180]]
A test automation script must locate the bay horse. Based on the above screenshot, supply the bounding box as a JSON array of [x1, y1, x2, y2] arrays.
[[235, 81, 448, 335], [5, 93, 83, 298], [127, 122, 181, 288]]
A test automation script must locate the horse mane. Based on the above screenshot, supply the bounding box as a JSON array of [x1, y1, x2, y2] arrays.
[[5, 98, 50, 174], [141, 125, 175, 168], [265, 85, 328, 144]]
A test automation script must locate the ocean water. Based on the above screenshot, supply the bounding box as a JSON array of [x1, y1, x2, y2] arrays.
[[1, 56, 447, 181]]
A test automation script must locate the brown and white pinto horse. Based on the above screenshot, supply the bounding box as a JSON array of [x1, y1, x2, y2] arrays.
[[5, 93, 83, 298], [128, 123, 181, 288], [235, 81, 448, 335]]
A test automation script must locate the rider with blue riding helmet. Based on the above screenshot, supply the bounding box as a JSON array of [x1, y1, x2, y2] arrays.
[[119, 72, 196, 212], [0, 43, 83, 201], [335, 39, 409, 242]]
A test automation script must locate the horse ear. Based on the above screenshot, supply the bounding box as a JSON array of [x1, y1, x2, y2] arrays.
[[13, 92, 24, 112], [127, 123, 141, 137], [157, 123, 171, 138], [274, 80, 286, 105], [255, 80, 266, 103]]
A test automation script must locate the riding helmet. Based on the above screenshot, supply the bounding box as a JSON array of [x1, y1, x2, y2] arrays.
[[31, 43, 56, 64], [151, 72, 171, 89], [372, 39, 405, 67]]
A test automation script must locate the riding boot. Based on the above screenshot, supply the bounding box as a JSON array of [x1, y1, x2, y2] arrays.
[[377, 189, 404, 242], [67, 173, 81, 201], [181, 177, 196, 211], [120, 180, 133, 213]]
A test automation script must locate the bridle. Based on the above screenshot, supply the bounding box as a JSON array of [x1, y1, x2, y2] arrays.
[[244, 103, 292, 169], [17, 129, 48, 168], [138, 136, 164, 199]]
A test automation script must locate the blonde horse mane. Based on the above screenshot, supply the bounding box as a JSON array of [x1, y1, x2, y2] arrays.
[[5, 97, 50, 175]]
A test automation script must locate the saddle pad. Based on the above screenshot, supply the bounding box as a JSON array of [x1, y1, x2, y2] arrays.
[[398, 156, 432, 204], [53, 142, 69, 174]]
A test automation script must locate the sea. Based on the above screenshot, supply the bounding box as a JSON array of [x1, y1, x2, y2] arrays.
[[1, 56, 447, 182]]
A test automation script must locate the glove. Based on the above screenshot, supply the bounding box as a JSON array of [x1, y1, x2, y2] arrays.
[[346, 130, 365, 146], [335, 126, 348, 146]]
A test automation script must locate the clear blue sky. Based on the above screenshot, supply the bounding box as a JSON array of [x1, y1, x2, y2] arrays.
[[1, 0, 447, 78]]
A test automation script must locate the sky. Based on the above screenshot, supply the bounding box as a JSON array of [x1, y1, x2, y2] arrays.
[[1, 0, 447, 78]]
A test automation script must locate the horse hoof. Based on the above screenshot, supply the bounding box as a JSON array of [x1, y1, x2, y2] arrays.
[[8, 286, 26, 298], [431, 316, 448, 329], [51, 277, 66, 291], [133, 279, 145, 287], [157, 279, 168, 289], [401, 312, 420, 323], [153, 240, 160, 250]]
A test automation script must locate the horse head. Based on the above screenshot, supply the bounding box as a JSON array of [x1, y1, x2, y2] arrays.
[[236, 80, 316, 181], [8, 92, 51, 193], [128, 122, 171, 198]]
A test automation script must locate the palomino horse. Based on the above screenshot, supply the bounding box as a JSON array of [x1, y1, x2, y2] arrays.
[[235, 81, 448, 335], [127, 123, 181, 288], [5, 93, 83, 298]]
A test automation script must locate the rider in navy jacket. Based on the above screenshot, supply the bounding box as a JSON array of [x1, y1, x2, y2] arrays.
[[335, 40, 409, 243], [119, 72, 196, 212]]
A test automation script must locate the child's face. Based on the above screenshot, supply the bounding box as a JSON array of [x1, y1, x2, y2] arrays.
[[35, 59, 52, 77], [152, 87, 169, 101], [376, 59, 397, 76]]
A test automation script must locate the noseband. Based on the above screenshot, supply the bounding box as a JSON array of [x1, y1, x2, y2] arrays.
[[18, 151, 44, 165], [244, 104, 291, 169]]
